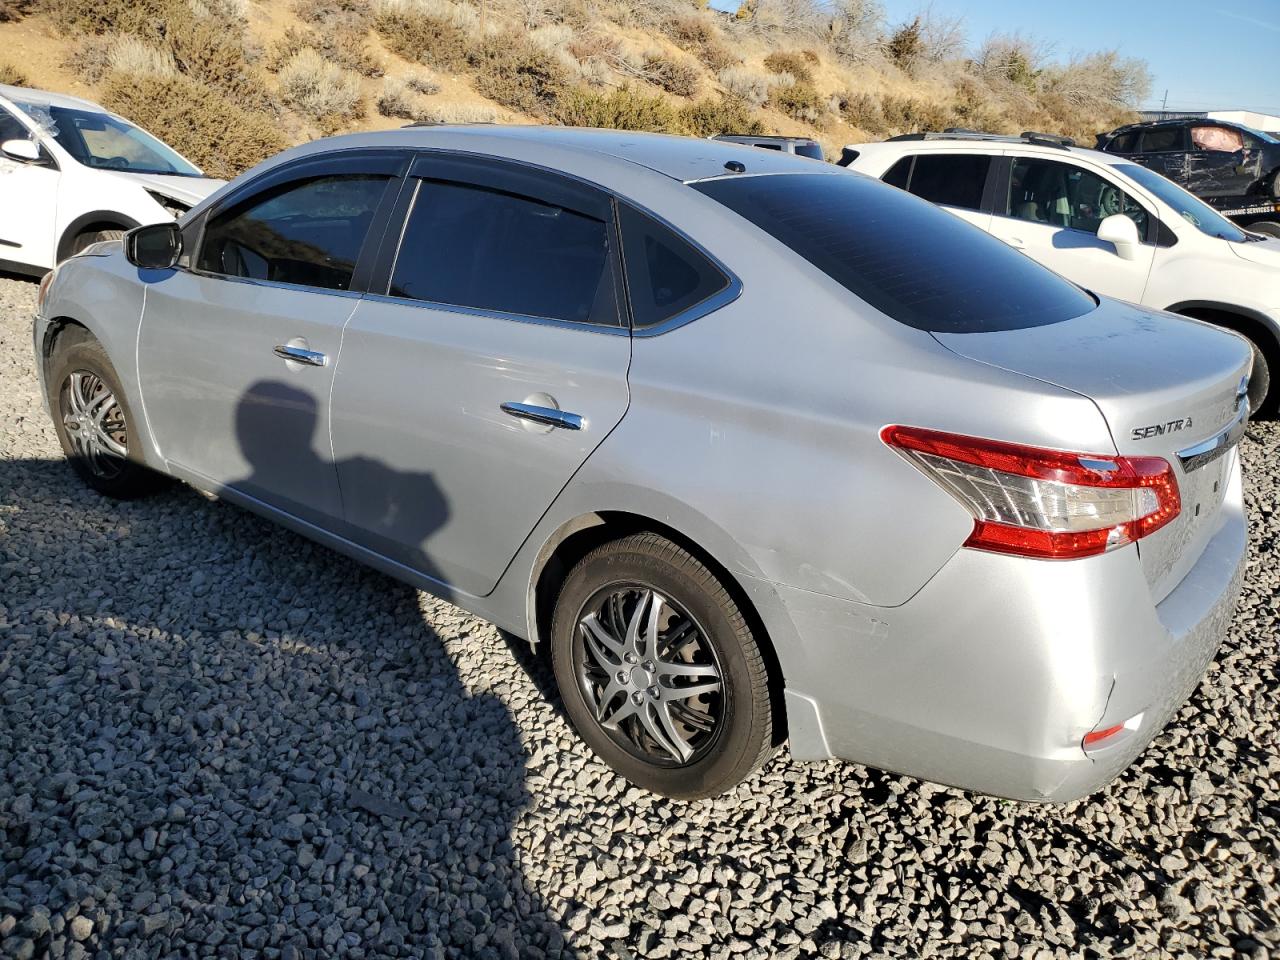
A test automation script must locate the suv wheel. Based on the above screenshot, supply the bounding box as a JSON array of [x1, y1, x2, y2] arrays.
[[49, 331, 163, 499], [550, 533, 774, 799], [71, 229, 126, 257]]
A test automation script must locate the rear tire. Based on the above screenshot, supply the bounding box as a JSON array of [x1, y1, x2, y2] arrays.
[[48, 331, 163, 499], [550, 533, 774, 799], [1245, 338, 1274, 418]]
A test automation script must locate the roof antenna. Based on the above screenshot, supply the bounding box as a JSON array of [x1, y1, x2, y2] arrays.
[[724, 160, 746, 173]]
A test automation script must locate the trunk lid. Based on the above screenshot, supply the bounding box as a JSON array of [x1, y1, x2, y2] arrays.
[[935, 300, 1251, 602]]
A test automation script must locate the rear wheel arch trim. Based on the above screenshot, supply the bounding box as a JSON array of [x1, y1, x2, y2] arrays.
[[57, 211, 140, 262], [526, 510, 789, 743], [1165, 300, 1280, 355]]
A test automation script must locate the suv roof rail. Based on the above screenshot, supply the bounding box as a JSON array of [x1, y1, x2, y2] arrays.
[[883, 130, 1075, 150], [711, 133, 818, 143]]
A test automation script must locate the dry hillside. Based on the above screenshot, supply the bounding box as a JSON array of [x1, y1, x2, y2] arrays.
[[0, 0, 1150, 178]]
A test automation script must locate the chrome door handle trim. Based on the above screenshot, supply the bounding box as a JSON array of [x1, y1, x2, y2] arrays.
[[274, 344, 328, 367], [500, 402, 583, 430], [1177, 399, 1248, 473]]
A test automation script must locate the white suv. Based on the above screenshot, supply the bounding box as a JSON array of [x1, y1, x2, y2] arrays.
[[841, 131, 1280, 413], [0, 84, 224, 274]]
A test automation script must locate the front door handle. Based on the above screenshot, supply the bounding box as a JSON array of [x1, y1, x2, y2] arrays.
[[274, 344, 327, 367], [501, 402, 583, 431]]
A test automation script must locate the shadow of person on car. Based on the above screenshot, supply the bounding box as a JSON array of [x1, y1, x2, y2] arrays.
[[0, 385, 579, 958]]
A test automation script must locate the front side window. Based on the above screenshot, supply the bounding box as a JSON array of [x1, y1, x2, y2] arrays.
[[1191, 125, 1244, 153], [197, 175, 389, 290], [13, 102, 200, 176], [1005, 158, 1149, 236], [1139, 127, 1184, 153], [694, 172, 1095, 334], [618, 204, 729, 329], [388, 179, 616, 326]]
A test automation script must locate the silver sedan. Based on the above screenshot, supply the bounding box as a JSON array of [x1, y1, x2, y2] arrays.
[[32, 126, 1250, 801]]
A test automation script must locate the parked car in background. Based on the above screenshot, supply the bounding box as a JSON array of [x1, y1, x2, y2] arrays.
[[34, 127, 1248, 803], [841, 130, 1280, 414], [710, 133, 824, 160], [1097, 118, 1280, 237], [0, 83, 223, 275]]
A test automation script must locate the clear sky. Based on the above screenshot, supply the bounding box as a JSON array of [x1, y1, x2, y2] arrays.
[[708, 0, 1280, 115]]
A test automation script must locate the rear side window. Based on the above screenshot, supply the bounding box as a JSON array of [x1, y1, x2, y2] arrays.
[[878, 154, 991, 211], [388, 179, 617, 326], [618, 204, 728, 328], [1106, 131, 1138, 153], [197, 174, 388, 290], [693, 172, 1095, 334], [1140, 127, 1184, 152]]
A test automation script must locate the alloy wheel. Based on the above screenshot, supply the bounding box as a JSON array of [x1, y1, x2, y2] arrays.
[[575, 586, 725, 767], [61, 370, 128, 480]]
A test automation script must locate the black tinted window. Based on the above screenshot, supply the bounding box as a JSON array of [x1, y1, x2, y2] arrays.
[[1140, 127, 1183, 152], [794, 143, 824, 161], [694, 173, 1095, 333], [882, 157, 912, 189], [618, 204, 728, 328], [1107, 131, 1138, 153], [904, 154, 990, 210], [389, 180, 616, 325], [198, 175, 387, 290]]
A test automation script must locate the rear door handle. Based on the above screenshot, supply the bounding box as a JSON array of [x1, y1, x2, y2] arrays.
[[500, 402, 583, 431], [274, 344, 327, 367], [1005, 236, 1026, 249]]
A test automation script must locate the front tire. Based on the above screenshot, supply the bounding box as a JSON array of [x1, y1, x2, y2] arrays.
[[49, 331, 163, 499], [550, 533, 774, 799], [1248, 220, 1280, 239], [70, 229, 126, 257]]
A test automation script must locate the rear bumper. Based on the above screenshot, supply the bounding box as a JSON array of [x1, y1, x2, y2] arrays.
[[767, 457, 1245, 803]]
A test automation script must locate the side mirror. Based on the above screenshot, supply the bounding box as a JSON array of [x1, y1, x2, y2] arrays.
[[1097, 213, 1140, 261], [1, 138, 41, 163], [125, 222, 182, 270]]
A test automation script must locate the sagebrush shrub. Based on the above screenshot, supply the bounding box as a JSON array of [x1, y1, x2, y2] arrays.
[[469, 33, 571, 117], [763, 51, 813, 85], [680, 96, 764, 137], [768, 80, 825, 123], [373, 6, 470, 71], [376, 77, 418, 119], [643, 50, 701, 98], [717, 65, 777, 109], [417, 102, 502, 124], [277, 48, 365, 122], [555, 86, 681, 133], [0, 61, 27, 85], [100, 71, 286, 178], [666, 14, 733, 71]]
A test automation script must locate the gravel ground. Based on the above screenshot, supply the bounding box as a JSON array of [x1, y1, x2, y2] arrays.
[[1, 272, 1278, 960]]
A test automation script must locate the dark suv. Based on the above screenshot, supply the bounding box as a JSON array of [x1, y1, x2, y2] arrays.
[[1098, 119, 1280, 234]]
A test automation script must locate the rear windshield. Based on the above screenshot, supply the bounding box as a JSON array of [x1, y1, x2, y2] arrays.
[[693, 172, 1096, 333]]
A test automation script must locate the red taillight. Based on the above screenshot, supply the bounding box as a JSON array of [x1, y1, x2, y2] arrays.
[[1083, 724, 1124, 746], [881, 425, 1180, 560]]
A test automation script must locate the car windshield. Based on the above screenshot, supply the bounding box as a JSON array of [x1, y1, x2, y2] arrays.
[[1116, 162, 1248, 242], [693, 172, 1096, 333], [1240, 125, 1279, 145], [13, 101, 201, 177]]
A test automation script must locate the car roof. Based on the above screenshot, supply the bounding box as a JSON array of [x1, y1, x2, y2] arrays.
[[285, 125, 826, 183], [847, 136, 1136, 169], [0, 83, 104, 112]]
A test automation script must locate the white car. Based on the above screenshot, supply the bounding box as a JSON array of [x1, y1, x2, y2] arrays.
[[0, 84, 223, 274], [840, 131, 1280, 414]]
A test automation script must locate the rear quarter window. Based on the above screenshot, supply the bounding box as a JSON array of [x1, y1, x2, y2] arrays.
[[693, 172, 1096, 334]]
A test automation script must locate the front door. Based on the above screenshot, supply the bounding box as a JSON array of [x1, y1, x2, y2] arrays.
[[988, 156, 1155, 303], [1186, 124, 1263, 198], [137, 159, 402, 526], [0, 106, 59, 269], [330, 155, 632, 597]]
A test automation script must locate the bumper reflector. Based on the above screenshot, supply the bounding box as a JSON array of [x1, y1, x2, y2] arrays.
[[1082, 724, 1124, 746]]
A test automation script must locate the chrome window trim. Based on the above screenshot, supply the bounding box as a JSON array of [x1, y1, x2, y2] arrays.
[[180, 268, 365, 299], [630, 276, 743, 338], [358, 291, 631, 337]]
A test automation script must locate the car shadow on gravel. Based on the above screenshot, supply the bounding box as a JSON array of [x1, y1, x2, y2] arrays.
[[0, 392, 583, 957]]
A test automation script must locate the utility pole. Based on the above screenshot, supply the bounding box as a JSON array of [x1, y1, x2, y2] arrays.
[[1161, 89, 1169, 112]]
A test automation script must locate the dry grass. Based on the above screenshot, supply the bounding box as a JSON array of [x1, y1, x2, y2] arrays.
[[470, 32, 571, 117], [0, 61, 27, 85], [100, 71, 286, 178], [717, 65, 778, 109], [277, 48, 365, 122], [375, 77, 424, 120], [372, 1, 471, 71], [269, 26, 383, 77], [666, 13, 734, 71], [405, 70, 441, 96], [106, 35, 178, 78], [768, 79, 825, 123], [416, 102, 502, 124], [0, 0, 33, 22]]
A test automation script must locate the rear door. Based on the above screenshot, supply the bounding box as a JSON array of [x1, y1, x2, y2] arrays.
[[329, 153, 631, 596], [1135, 125, 1189, 183], [881, 152, 995, 231], [987, 155, 1155, 302]]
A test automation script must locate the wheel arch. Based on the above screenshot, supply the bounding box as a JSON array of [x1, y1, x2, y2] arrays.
[[527, 509, 789, 745], [1166, 300, 1280, 364], [56, 211, 140, 263]]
